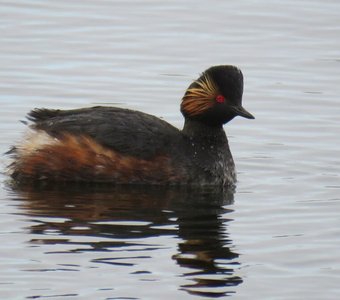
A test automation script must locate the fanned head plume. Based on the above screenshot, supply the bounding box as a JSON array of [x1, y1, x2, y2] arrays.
[[181, 65, 254, 126], [180, 72, 219, 117]]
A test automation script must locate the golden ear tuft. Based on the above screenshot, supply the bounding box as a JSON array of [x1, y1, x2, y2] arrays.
[[181, 73, 219, 117]]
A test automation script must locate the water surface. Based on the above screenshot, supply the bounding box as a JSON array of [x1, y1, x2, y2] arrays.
[[1, 0, 340, 299]]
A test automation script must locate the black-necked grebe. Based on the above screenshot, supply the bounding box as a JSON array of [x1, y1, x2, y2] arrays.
[[8, 65, 254, 186]]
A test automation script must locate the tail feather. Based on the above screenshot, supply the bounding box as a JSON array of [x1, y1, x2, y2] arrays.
[[27, 108, 61, 123], [4, 146, 16, 155]]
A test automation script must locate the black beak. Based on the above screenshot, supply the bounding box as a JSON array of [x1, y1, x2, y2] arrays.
[[232, 105, 255, 119]]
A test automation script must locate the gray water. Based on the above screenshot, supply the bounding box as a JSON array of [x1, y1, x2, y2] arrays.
[[1, 1, 340, 299]]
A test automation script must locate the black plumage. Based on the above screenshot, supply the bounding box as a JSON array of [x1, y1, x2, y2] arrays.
[[28, 106, 182, 160]]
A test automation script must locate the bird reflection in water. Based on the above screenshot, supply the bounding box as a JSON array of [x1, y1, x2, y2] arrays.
[[12, 183, 242, 297]]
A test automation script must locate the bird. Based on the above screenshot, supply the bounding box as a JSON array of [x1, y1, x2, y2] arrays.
[[8, 65, 254, 186]]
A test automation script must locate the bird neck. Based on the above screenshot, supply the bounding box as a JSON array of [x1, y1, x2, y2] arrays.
[[182, 119, 227, 142]]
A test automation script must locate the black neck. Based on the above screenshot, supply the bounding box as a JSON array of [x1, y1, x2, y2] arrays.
[[182, 119, 227, 141]]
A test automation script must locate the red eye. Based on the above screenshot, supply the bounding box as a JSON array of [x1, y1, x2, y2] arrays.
[[215, 95, 225, 103]]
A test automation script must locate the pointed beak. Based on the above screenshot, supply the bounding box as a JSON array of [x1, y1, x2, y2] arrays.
[[232, 105, 255, 119]]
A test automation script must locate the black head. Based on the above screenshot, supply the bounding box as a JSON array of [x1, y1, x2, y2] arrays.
[[180, 65, 254, 126]]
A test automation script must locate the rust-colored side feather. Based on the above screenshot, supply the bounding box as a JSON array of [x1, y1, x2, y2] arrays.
[[11, 133, 182, 184]]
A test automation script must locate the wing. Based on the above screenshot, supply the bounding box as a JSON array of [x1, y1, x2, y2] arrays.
[[28, 106, 182, 159]]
